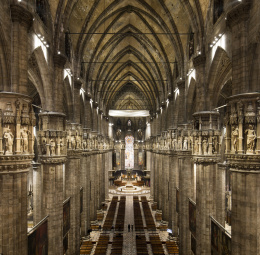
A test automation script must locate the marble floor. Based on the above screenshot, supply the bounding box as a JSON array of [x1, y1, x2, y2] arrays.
[[86, 188, 174, 255]]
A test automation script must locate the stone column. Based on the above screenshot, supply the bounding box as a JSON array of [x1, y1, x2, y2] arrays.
[[65, 123, 82, 255], [33, 162, 42, 225], [177, 80, 186, 124], [193, 54, 206, 112], [81, 152, 91, 235], [149, 150, 154, 198], [169, 152, 178, 235], [215, 163, 226, 226], [89, 153, 96, 221], [10, 4, 33, 94], [0, 93, 35, 255], [92, 105, 98, 132], [121, 143, 125, 170], [225, 93, 260, 254], [163, 153, 170, 221], [38, 112, 67, 255], [192, 111, 221, 255], [178, 150, 193, 255], [53, 54, 67, 113]]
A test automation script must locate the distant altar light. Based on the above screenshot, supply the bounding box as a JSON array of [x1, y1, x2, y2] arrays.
[[108, 110, 150, 117]]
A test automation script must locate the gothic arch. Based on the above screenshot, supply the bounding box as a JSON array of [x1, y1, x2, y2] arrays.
[[28, 47, 52, 110], [207, 46, 231, 109]]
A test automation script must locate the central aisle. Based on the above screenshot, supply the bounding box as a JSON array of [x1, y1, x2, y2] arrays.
[[80, 188, 179, 255], [123, 196, 136, 255]]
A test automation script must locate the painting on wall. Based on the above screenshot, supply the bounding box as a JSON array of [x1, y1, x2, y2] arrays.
[[189, 200, 196, 237], [221, 231, 231, 255], [28, 217, 48, 255], [63, 199, 70, 237], [80, 187, 83, 213], [63, 234, 68, 254], [211, 218, 231, 255], [191, 234, 196, 255], [211, 221, 220, 252]]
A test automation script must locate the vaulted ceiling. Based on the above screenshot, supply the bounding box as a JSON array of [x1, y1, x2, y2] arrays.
[[50, 0, 210, 113]]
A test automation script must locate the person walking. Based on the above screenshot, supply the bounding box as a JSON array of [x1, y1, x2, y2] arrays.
[[128, 224, 130, 232]]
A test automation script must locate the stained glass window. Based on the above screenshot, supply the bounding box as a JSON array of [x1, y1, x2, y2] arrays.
[[125, 135, 134, 169]]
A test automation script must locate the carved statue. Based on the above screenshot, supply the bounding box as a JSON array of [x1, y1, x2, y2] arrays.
[[177, 137, 182, 150], [71, 136, 76, 150], [60, 139, 64, 154], [172, 138, 177, 150], [231, 126, 239, 153], [202, 138, 208, 155], [50, 139, 55, 155], [183, 137, 188, 150], [245, 125, 256, 153], [194, 137, 199, 154], [21, 127, 30, 153], [3, 128, 14, 155], [41, 138, 47, 155], [76, 134, 81, 149], [212, 136, 218, 154], [82, 139, 87, 150]]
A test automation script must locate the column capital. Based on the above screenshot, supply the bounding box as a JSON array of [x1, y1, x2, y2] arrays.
[[226, 2, 251, 28], [177, 80, 185, 90], [10, 4, 33, 30], [193, 54, 206, 68], [53, 54, 67, 68], [74, 80, 82, 90]]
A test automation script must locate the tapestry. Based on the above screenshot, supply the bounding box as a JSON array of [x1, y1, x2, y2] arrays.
[[63, 234, 68, 253], [125, 135, 134, 169], [80, 187, 83, 213], [63, 199, 70, 237], [189, 200, 196, 236], [28, 217, 48, 255], [191, 234, 196, 255], [176, 188, 179, 213], [211, 219, 232, 255]]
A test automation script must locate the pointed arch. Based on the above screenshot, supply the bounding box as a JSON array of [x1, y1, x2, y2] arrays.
[[207, 47, 231, 109]]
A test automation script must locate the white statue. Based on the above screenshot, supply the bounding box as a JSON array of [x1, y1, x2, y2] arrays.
[[3, 128, 14, 155], [21, 127, 30, 153], [245, 125, 256, 152], [194, 137, 199, 154], [231, 126, 239, 152], [71, 136, 76, 150], [82, 139, 87, 150], [50, 139, 55, 155], [183, 137, 188, 150], [202, 138, 208, 155]]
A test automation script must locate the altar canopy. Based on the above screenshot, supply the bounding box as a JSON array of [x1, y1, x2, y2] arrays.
[[125, 135, 134, 169]]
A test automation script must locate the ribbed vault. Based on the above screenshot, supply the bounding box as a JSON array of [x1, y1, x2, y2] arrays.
[[54, 0, 210, 114]]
